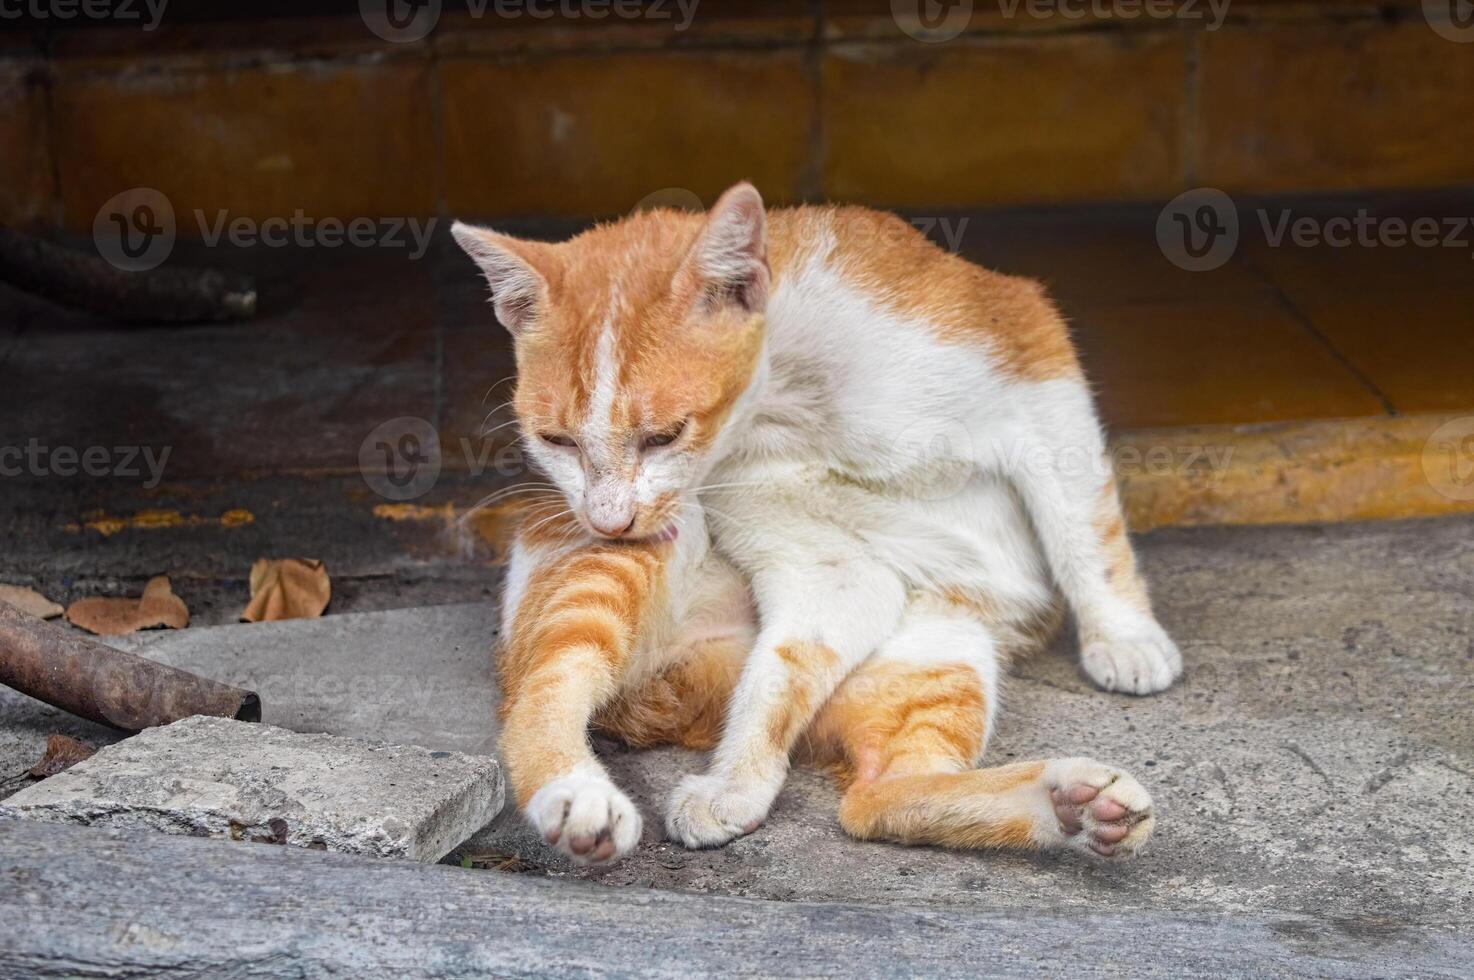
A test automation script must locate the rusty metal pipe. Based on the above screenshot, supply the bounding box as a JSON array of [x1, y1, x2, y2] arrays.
[[0, 601, 260, 732]]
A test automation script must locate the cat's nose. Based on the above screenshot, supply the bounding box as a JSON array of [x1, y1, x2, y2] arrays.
[[590, 513, 636, 538]]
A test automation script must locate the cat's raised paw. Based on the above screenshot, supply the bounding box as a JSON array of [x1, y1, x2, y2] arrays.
[[1044, 758, 1155, 859], [665, 773, 768, 850], [1081, 615, 1182, 695], [526, 769, 643, 865]]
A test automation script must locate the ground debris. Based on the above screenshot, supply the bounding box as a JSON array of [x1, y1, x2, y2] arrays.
[[0, 585, 63, 620], [242, 559, 331, 622], [65, 576, 189, 635], [454, 848, 539, 873], [27, 735, 96, 778]]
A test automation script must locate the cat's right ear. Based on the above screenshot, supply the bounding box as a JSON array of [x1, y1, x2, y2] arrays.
[[451, 222, 552, 336]]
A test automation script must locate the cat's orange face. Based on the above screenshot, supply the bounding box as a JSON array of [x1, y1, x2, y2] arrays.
[[454, 184, 770, 542]]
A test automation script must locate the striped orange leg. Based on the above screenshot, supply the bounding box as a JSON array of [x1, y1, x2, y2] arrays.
[[498, 543, 664, 866], [814, 603, 1157, 858]]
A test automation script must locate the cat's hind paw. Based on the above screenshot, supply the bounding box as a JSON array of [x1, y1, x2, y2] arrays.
[[527, 768, 643, 866], [1044, 757, 1155, 859]]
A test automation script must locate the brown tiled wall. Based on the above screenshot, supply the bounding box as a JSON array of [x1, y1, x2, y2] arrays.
[[822, 32, 1189, 207], [1, 1, 1471, 232]]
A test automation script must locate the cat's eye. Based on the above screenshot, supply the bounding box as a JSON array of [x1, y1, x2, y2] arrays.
[[641, 421, 686, 451], [539, 432, 577, 449]]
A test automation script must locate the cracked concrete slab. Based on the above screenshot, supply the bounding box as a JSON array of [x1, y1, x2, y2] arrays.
[[2, 516, 1471, 928], [0, 716, 503, 862]]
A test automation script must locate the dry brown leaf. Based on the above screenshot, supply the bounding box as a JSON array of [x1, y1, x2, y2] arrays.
[[242, 558, 331, 622], [65, 575, 190, 636], [0, 584, 64, 619], [28, 734, 97, 778]]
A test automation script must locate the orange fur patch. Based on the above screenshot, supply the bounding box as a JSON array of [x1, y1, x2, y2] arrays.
[[837, 762, 1047, 850], [593, 637, 745, 751], [769, 206, 1082, 383], [812, 661, 988, 781], [765, 641, 842, 752]]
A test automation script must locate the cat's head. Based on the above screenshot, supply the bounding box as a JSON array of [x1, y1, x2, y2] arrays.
[[453, 183, 769, 542]]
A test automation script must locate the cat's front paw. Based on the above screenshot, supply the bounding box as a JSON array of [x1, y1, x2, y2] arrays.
[[1080, 613, 1182, 695], [665, 773, 769, 850], [1044, 757, 1156, 859], [526, 769, 643, 866]]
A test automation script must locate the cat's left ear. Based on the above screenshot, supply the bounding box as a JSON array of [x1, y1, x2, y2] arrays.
[[451, 221, 554, 336], [680, 182, 769, 314]]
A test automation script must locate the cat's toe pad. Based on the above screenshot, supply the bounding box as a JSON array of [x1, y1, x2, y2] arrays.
[[1044, 758, 1155, 859]]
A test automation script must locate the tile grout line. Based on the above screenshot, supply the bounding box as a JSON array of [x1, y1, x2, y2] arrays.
[[428, 36, 448, 437], [1241, 252, 1398, 417], [1181, 25, 1202, 187], [801, 0, 825, 203]]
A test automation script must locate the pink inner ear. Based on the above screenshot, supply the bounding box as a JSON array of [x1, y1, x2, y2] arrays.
[[695, 185, 769, 312], [451, 221, 548, 335]]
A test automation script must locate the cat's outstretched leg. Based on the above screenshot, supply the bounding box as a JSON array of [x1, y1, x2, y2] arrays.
[[816, 601, 1156, 857], [1003, 382, 1182, 695], [498, 540, 665, 865], [664, 552, 907, 849]]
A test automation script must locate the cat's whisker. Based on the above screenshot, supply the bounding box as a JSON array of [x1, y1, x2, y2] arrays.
[[688, 480, 768, 494], [522, 508, 577, 538], [456, 484, 562, 521], [479, 417, 525, 439], [480, 375, 520, 406]]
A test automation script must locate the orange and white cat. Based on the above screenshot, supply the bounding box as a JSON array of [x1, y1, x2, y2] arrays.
[[452, 183, 1180, 866]]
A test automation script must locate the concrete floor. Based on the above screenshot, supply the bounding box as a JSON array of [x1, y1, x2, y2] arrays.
[[4, 516, 1471, 936]]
